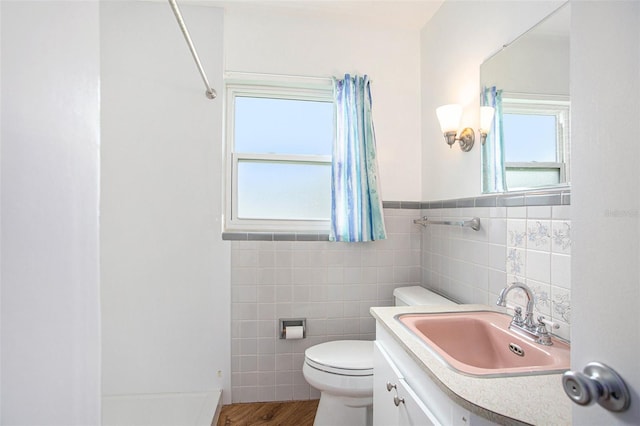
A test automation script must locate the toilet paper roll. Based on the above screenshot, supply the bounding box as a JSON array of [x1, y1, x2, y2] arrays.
[[285, 325, 304, 339]]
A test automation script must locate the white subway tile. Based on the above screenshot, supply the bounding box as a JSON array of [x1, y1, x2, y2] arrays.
[[275, 385, 293, 401], [507, 219, 527, 248], [258, 250, 275, 268], [526, 220, 551, 252], [292, 250, 310, 268], [552, 205, 572, 220], [234, 303, 258, 321], [551, 253, 571, 289], [293, 384, 311, 401], [551, 286, 571, 324], [257, 386, 277, 402], [488, 218, 507, 245], [361, 267, 378, 284], [551, 220, 572, 254], [257, 286, 275, 303], [257, 355, 275, 372], [275, 353, 293, 371], [232, 268, 257, 285], [526, 250, 551, 284], [489, 207, 507, 218], [274, 251, 293, 268], [488, 244, 507, 272], [326, 285, 344, 301], [343, 267, 362, 285], [257, 268, 275, 285], [239, 355, 257, 373], [325, 302, 343, 318], [239, 320, 258, 339], [274, 268, 292, 285], [507, 206, 527, 218], [257, 337, 275, 354], [240, 338, 258, 356], [527, 206, 552, 219], [257, 372, 275, 386], [257, 303, 275, 320], [232, 250, 259, 267], [308, 285, 328, 302], [527, 279, 552, 316], [488, 269, 507, 295]]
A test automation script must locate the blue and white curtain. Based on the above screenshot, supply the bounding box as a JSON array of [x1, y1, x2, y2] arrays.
[[481, 86, 506, 193], [330, 74, 387, 242]]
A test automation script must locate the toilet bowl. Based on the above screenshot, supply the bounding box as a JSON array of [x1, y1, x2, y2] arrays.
[[303, 286, 456, 426], [303, 340, 373, 426]]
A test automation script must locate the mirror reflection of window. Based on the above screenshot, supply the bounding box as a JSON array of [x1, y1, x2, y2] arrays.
[[502, 95, 570, 190]]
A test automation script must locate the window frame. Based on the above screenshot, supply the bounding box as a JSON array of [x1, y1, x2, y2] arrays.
[[224, 73, 334, 232], [501, 93, 570, 190]]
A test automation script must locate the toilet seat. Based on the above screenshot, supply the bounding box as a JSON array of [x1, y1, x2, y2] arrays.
[[305, 341, 373, 376]]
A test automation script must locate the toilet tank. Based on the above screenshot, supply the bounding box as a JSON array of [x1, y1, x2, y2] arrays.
[[393, 286, 457, 307]]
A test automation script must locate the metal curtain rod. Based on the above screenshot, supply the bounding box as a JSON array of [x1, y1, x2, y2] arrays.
[[413, 216, 481, 231], [168, 0, 217, 100]]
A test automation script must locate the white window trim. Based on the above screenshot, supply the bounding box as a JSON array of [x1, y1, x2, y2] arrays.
[[502, 92, 570, 185], [223, 72, 334, 233]]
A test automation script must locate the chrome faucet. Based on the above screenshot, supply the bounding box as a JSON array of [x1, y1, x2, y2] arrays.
[[496, 282, 553, 345]]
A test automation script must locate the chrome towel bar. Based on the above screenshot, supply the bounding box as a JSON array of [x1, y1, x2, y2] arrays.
[[413, 216, 481, 231]]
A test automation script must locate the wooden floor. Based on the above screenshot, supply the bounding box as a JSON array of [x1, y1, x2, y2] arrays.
[[216, 400, 319, 426]]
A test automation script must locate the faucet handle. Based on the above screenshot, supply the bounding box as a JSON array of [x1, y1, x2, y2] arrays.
[[536, 316, 553, 346], [538, 316, 560, 330], [512, 306, 524, 326]]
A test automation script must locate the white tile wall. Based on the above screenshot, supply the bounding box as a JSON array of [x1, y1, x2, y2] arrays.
[[421, 205, 572, 341], [230, 208, 423, 403], [231, 204, 572, 403]]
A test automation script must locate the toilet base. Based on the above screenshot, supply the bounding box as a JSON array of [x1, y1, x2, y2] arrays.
[[313, 392, 373, 426]]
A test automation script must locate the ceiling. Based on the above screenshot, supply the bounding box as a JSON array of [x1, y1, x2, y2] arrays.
[[188, 1, 445, 31]]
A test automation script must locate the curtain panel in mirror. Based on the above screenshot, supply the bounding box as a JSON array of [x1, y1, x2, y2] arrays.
[[482, 86, 506, 193]]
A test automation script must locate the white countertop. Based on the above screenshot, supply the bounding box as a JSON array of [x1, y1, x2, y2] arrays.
[[370, 304, 571, 426]]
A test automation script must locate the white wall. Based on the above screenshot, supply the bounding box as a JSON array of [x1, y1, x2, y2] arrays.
[[1, 1, 101, 424], [224, 6, 422, 201], [100, 1, 231, 402], [420, 0, 565, 201]]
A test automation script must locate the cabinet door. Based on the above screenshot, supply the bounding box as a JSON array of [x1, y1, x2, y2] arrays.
[[397, 378, 439, 426], [374, 342, 441, 426], [373, 342, 402, 426]]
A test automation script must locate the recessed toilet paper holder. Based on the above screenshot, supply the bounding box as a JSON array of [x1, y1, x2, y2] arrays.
[[279, 318, 306, 339]]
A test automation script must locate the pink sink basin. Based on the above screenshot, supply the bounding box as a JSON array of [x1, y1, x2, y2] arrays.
[[397, 311, 570, 377]]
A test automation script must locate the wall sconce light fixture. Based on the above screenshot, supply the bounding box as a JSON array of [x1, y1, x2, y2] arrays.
[[479, 106, 495, 145], [436, 104, 475, 152]]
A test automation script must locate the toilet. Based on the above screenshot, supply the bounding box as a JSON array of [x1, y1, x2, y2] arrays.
[[302, 286, 457, 426]]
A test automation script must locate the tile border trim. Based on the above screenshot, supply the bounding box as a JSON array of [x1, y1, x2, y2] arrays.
[[417, 186, 571, 209], [222, 187, 571, 241]]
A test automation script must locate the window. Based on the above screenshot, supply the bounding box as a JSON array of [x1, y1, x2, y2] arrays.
[[502, 94, 570, 190], [225, 74, 334, 232]]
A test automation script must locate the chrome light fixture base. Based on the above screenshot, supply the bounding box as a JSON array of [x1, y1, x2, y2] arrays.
[[443, 128, 475, 151], [457, 127, 475, 151], [480, 131, 489, 145], [444, 131, 457, 148]]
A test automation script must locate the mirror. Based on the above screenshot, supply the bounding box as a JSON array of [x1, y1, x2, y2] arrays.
[[481, 3, 570, 193]]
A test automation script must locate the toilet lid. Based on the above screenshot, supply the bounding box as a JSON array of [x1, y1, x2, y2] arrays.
[[305, 340, 373, 376]]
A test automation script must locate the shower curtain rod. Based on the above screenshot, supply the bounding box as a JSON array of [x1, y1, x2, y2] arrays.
[[168, 0, 217, 100]]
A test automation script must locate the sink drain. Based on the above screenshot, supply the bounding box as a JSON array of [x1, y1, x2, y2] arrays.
[[509, 343, 525, 357]]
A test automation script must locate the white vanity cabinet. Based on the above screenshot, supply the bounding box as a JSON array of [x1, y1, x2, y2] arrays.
[[374, 324, 496, 426], [374, 342, 439, 426]]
